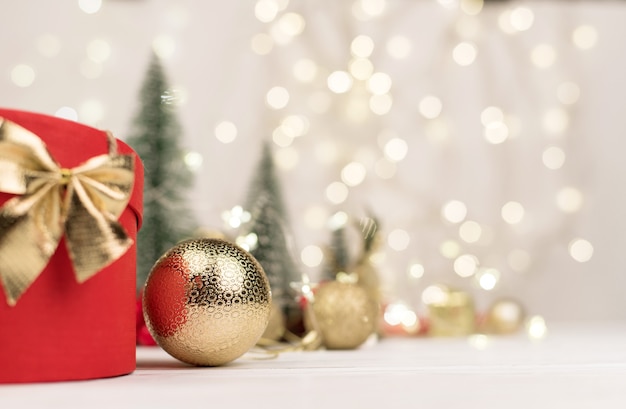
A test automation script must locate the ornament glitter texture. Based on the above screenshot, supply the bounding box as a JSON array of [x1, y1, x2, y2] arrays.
[[312, 281, 378, 349], [142, 238, 271, 366]]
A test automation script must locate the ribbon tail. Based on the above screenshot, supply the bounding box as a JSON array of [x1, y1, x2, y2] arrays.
[[64, 179, 133, 283], [0, 186, 63, 306]]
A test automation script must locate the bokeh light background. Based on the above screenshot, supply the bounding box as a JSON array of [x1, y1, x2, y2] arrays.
[[1, 0, 625, 321]]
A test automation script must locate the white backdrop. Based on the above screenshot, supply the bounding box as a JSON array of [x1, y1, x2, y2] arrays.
[[1, 0, 625, 322]]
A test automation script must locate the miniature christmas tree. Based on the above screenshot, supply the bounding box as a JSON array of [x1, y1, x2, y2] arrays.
[[241, 142, 302, 332], [321, 224, 351, 282], [127, 53, 196, 292]]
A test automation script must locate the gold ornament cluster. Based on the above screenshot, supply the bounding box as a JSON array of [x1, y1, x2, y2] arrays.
[[142, 227, 528, 368]]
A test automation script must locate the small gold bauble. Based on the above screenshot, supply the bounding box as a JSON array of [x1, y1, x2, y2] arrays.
[[142, 238, 271, 366], [312, 281, 378, 350], [484, 298, 525, 334], [260, 302, 286, 342], [353, 260, 382, 308]]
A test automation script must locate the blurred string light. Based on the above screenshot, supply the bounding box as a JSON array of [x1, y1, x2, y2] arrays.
[[152, 35, 176, 59], [456, 14, 481, 39], [293, 58, 318, 82], [498, 6, 535, 34], [501, 201, 524, 225], [184, 151, 203, 171], [542, 146, 566, 170], [572, 25, 598, 50], [367, 72, 392, 95], [440, 240, 461, 259], [557, 82, 581, 105], [352, 0, 387, 21], [37, 34, 62, 57], [437, 0, 459, 10], [386, 35, 411, 59], [419, 95, 443, 119], [351, 35, 375, 57], [86, 39, 111, 63], [79, 98, 105, 124], [452, 41, 477, 66], [251, 33, 274, 55], [236, 232, 259, 252], [369, 93, 393, 115], [408, 263, 425, 279], [569, 238, 594, 263], [215, 121, 238, 144], [341, 161, 367, 186], [475, 268, 500, 291], [383, 137, 408, 161], [460, 0, 483, 16], [468, 333, 490, 350], [509, 7, 534, 32], [274, 146, 299, 170], [459, 220, 481, 243], [78, 0, 102, 14], [248, 0, 596, 303], [161, 87, 187, 106], [11, 64, 36, 87], [556, 187, 583, 213], [526, 315, 548, 340], [255, 0, 280, 22], [543, 107, 569, 135], [55, 106, 78, 121], [454, 254, 479, 278], [442, 200, 467, 224], [480, 106, 512, 144], [326, 181, 349, 204], [327, 71, 353, 94], [383, 302, 420, 333], [301, 244, 324, 267], [266, 86, 290, 109], [304, 205, 328, 230], [388, 228, 410, 251], [421, 284, 449, 305], [328, 211, 349, 230], [531, 44, 557, 69], [270, 12, 305, 44], [221, 205, 251, 229]]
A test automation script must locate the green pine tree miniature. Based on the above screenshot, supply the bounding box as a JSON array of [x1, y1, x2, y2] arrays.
[[127, 53, 196, 292], [242, 142, 302, 332], [321, 224, 351, 282]]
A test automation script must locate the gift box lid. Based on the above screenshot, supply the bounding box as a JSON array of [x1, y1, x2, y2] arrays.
[[0, 107, 143, 227]]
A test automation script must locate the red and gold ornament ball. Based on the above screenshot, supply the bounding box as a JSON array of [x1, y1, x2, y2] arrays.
[[142, 238, 272, 366]]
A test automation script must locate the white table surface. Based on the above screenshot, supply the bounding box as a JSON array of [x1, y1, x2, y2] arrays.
[[2, 322, 626, 409]]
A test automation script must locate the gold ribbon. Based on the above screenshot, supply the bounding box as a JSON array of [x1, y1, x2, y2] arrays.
[[0, 117, 135, 306]]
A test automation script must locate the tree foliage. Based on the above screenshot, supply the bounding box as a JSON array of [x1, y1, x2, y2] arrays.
[[127, 54, 195, 292], [242, 142, 301, 320]]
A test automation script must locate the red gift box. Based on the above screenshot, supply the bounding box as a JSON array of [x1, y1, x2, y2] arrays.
[[0, 108, 144, 383]]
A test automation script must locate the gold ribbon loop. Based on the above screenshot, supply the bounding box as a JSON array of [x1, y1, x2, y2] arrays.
[[0, 117, 135, 306]]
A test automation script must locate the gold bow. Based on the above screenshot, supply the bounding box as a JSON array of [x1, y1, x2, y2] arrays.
[[0, 117, 135, 306]]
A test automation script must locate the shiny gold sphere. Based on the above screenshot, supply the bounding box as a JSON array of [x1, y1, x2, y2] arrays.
[[484, 298, 525, 335], [312, 281, 378, 350], [142, 238, 271, 366]]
